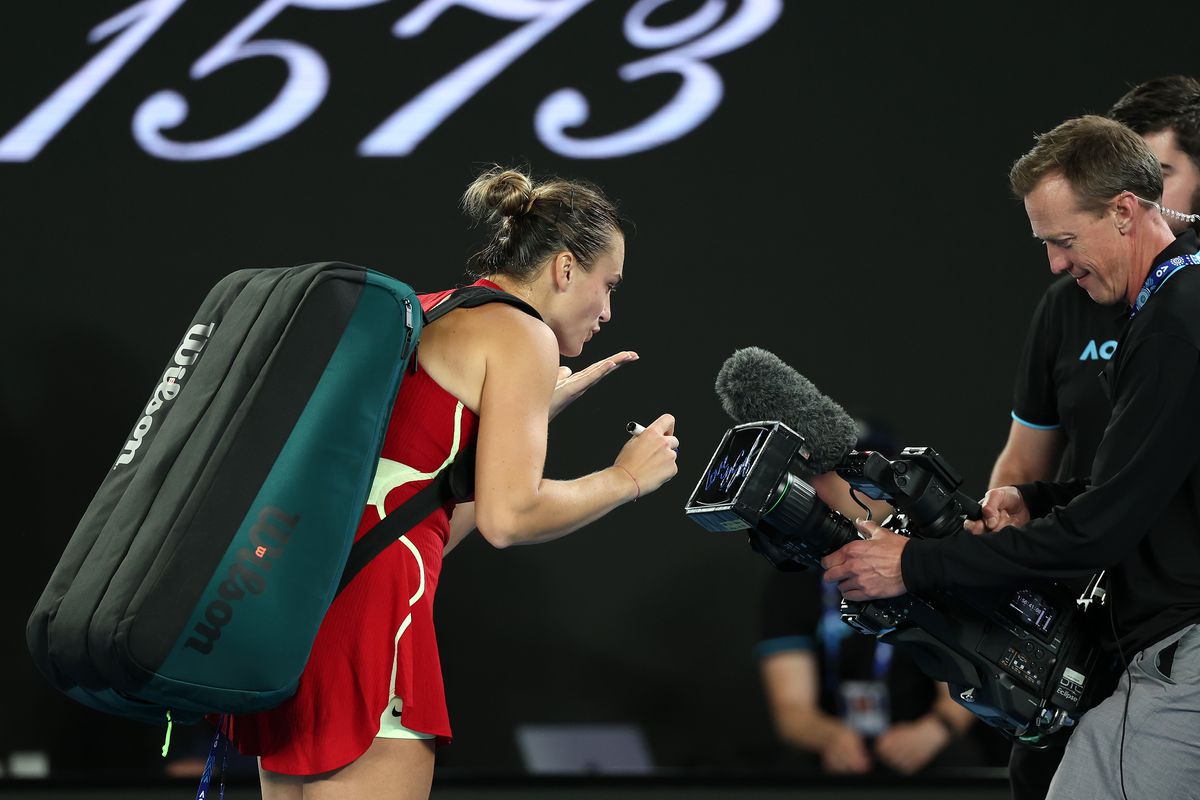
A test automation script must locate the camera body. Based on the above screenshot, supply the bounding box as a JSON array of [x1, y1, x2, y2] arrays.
[[685, 421, 1111, 741]]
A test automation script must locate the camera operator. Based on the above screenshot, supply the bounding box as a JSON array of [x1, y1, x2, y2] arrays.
[[821, 115, 1200, 798], [990, 77, 1200, 800]]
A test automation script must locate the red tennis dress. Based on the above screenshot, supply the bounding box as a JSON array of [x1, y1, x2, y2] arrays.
[[226, 281, 494, 775]]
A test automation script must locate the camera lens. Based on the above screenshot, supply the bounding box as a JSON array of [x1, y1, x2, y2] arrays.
[[760, 472, 860, 567]]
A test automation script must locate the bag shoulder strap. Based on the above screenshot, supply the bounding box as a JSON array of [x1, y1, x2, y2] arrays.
[[335, 287, 538, 596], [424, 284, 541, 324]]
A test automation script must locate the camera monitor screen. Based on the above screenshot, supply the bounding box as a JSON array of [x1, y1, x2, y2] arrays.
[[1008, 589, 1058, 636], [692, 425, 771, 507]]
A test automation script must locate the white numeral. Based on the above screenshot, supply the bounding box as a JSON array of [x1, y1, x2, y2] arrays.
[[359, 0, 593, 157], [133, 0, 386, 161], [0, 0, 188, 162], [535, 0, 782, 159], [2, 0, 780, 163]]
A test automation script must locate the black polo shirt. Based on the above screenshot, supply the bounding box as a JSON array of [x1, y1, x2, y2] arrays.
[[1011, 276, 1123, 480], [904, 230, 1200, 655]]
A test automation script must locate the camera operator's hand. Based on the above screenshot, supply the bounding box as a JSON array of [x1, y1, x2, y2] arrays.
[[821, 726, 872, 774], [874, 717, 949, 775], [963, 486, 1030, 535], [820, 520, 907, 600]]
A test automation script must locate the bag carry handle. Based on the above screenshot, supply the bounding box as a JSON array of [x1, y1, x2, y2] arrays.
[[335, 286, 538, 596]]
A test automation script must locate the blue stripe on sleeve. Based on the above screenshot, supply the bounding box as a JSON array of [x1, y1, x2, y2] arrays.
[[754, 635, 815, 659], [1011, 411, 1061, 431]]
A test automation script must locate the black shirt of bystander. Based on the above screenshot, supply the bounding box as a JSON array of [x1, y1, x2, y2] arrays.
[[1011, 277, 1123, 481], [758, 569, 936, 724], [903, 230, 1200, 656], [1006, 270, 1127, 800]]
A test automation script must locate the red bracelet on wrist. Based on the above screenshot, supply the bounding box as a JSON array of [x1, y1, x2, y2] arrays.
[[615, 465, 640, 501]]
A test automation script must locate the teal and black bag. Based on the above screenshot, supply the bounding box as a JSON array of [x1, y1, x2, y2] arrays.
[[27, 262, 536, 726]]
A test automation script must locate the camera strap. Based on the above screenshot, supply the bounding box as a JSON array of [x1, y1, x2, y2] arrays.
[[1129, 250, 1200, 318]]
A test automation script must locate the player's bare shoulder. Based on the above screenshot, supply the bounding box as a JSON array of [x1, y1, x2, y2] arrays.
[[467, 301, 558, 363], [416, 300, 547, 414]]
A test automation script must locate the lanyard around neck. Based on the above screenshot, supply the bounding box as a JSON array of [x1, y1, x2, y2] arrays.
[[821, 582, 893, 688], [1130, 251, 1200, 317]]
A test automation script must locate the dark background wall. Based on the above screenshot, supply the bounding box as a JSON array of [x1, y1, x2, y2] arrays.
[[0, 0, 1190, 778]]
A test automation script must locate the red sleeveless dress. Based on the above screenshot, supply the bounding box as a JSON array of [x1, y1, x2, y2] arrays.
[[225, 280, 495, 775]]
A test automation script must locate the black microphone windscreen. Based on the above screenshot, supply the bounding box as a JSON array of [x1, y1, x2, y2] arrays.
[[715, 347, 859, 473]]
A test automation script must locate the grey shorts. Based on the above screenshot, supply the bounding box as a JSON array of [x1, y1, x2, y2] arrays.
[[1048, 623, 1200, 800]]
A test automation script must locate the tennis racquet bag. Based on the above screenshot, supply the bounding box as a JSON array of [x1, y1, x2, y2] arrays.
[[27, 262, 534, 726]]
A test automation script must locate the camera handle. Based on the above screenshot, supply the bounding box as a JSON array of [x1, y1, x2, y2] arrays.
[[956, 490, 983, 522]]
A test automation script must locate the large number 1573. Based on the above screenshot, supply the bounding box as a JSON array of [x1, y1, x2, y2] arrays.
[[0, 0, 781, 162]]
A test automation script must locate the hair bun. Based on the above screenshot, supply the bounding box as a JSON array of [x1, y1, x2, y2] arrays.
[[463, 167, 534, 222], [461, 164, 623, 281]]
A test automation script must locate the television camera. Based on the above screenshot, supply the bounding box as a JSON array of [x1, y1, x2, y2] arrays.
[[685, 420, 1112, 742]]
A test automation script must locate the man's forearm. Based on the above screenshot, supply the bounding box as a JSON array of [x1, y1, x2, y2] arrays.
[[991, 458, 1040, 490], [988, 421, 1066, 489], [776, 706, 857, 754]]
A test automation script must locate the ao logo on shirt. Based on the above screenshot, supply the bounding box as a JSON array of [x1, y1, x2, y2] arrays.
[[1079, 339, 1117, 361]]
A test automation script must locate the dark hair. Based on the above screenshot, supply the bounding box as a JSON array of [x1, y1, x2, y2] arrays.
[[1009, 115, 1162, 214], [461, 166, 622, 280], [1108, 75, 1200, 169]]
